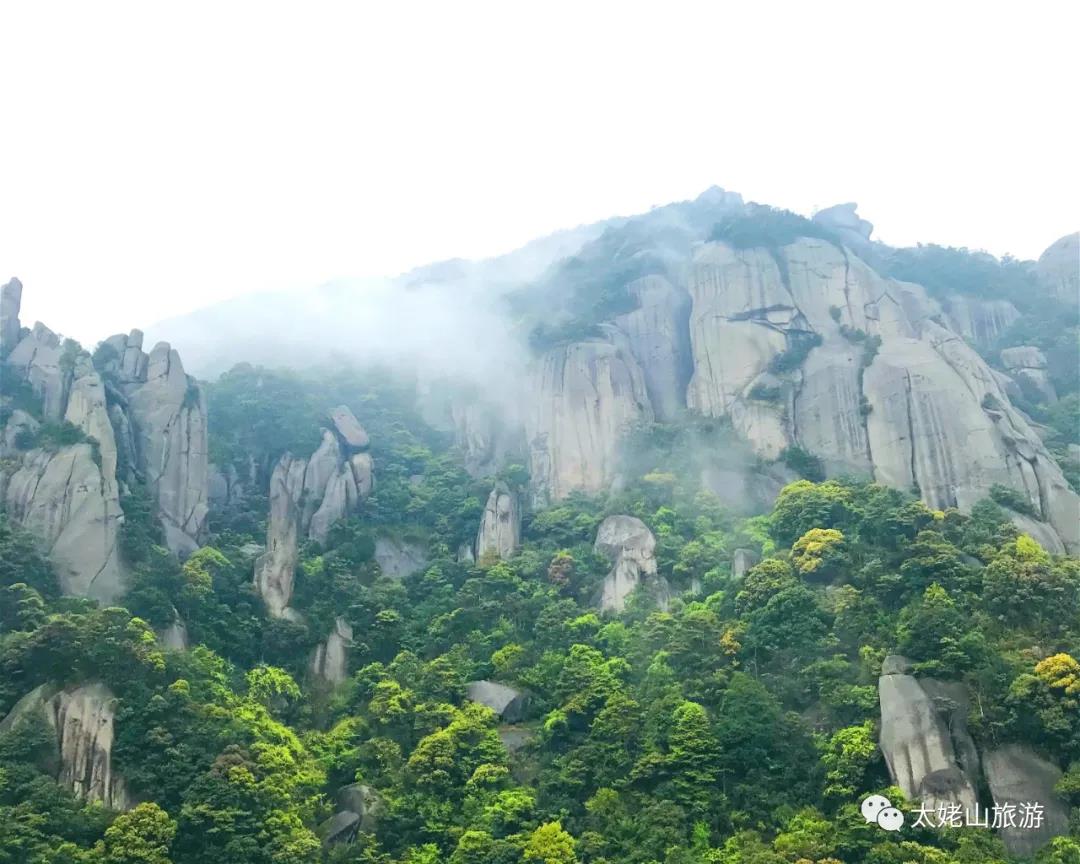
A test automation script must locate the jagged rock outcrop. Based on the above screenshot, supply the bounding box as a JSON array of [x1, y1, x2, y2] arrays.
[[310, 617, 353, 685], [475, 482, 521, 561], [451, 400, 521, 478], [1001, 346, 1057, 404], [527, 332, 653, 503], [684, 237, 1079, 552], [465, 680, 530, 722], [1036, 232, 1079, 303], [100, 333, 209, 555], [0, 683, 129, 810], [330, 405, 370, 449], [813, 202, 873, 247], [157, 610, 189, 651], [983, 744, 1070, 857], [594, 515, 669, 613], [4, 444, 126, 602], [611, 275, 692, 420], [254, 413, 374, 617], [877, 656, 977, 813], [373, 536, 428, 579], [944, 295, 1019, 347], [1, 276, 22, 355]]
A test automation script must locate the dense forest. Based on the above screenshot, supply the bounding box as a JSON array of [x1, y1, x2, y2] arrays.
[[2, 354, 1079, 864]]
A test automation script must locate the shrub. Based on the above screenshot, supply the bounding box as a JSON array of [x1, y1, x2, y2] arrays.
[[781, 445, 826, 482]]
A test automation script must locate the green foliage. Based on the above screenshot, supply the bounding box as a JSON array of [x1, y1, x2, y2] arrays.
[[767, 331, 822, 374], [780, 445, 826, 482]]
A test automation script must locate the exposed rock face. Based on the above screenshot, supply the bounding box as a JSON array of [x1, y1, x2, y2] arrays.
[[373, 536, 428, 579], [684, 238, 1079, 552], [330, 405, 370, 449], [527, 332, 653, 503], [877, 657, 977, 814], [157, 610, 189, 651], [983, 744, 1070, 857], [452, 400, 521, 478], [594, 515, 669, 613], [4, 444, 126, 602], [731, 548, 759, 580], [254, 420, 374, 616], [475, 482, 521, 561], [612, 275, 692, 421], [1001, 346, 1057, 404], [317, 784, 384, 846], [0, 683, 129, 810], [7, 322, 68, 420], [310, 617, 353, 685], [465, 680, 530, 722], [812, 202, 873, 249], [0, 276, 22, 356], [944, 295, 1019, 347], [1036, 232, 1079, 303]]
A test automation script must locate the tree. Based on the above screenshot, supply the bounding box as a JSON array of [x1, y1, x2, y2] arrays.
[[791, 528, 848, 581], [523, 821, 577, 864], [97, 803, 176, 864]]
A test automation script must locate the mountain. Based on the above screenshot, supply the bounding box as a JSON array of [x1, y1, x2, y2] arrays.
[[0, 190, 1078, 863]]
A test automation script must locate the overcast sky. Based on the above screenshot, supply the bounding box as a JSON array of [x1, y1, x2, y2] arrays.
[[2, 1, 1077, 345]]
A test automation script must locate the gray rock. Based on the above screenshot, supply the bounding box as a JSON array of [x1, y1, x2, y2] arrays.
[[527, 332, 653, 503], [813, 202, 874, 242], [451, 399, 523, 479], [2, 683, 129, 810], [157, 610, 189, 651], [0, 276, 22, 357], [878, 671, 977, 813], [880, 654, 914, 676], [465, 680, 530, 722], [945, 296, 1019, 347], [594, 515, 669, 613], [1036, 232, 1079, 303], [317, 811, 360, 846], [3, 444, 126, 602], [475, 482, 521, 561], [612, 275, 692, 421], [336, 783, 383, 832], [373, 536, 428, 579], [984, 744, 1070, 857], [310, 617, 353, 685], [330, 405, 370, 449], [1001, 346, 1057, 404], [7, 322, 66, 420], [731, 548, 759, 580], [0, 409, 39, 455]]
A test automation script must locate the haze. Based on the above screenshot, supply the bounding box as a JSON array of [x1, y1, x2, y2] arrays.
[[1, 1, 1077, 347]]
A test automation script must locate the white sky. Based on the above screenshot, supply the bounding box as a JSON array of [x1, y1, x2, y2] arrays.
[[2, 1, 1077, 346]]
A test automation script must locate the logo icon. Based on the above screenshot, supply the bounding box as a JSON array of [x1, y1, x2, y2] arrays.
[[861, 794, 905, 831]]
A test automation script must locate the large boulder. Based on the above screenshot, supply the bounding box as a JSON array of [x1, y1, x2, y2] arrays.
[[983, 744, 1070, 857], [475, 482, 521, 561], [877, 657, 977, 813], [373, 536, 428, 579], [594, 515, 669, 613], [0, 683, 129, 810], [944, 295, 1019, 347], [310, 617, 353, 685], [465, 680, 530, 722], [3, 444, 126, 603], [527, 332, 653, 503], [1036, 232, 1079, 303], [330, 405, 370, 449], [1001, 346, 1057, 404]]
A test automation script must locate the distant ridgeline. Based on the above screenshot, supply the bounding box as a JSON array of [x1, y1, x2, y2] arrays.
[[0, 194, 1078, 863]]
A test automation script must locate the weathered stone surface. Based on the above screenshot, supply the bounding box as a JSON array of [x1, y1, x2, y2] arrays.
[[373, 536, 428, 579], [0, 276, 22, 356], [157, 611, 189, 651], [594, 515, 669, 613], [115, 338, 209, 555], [317, 811, 360, 846], [452, 400, 520, 478], [0, 683, 130, 810], [1036, 232, 1079, 303], [4, 444, 126, 603], [878, 660, 977, 813], [812, 202, 873, 245], [731, 548, 759, 580], [254, 454, 307, 617], [612, 275, 692, 420], [0, 409, 39, 455], [310, 617, 353, 685], [465, 680, 530, 722], [984, 744, 1070, 857], [1001, 346, 1057, 403], [475, 482, 521, 561], [330, 405, 370, 449], [945, 295, 1019, 347], [337, 783, 383, 832], [527, 333, 653, 503], [7, 322, 66, 420]]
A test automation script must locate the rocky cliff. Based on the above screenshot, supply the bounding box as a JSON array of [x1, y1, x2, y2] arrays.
[[254, 407, 374, 617], [475, 481, 521, 561]]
